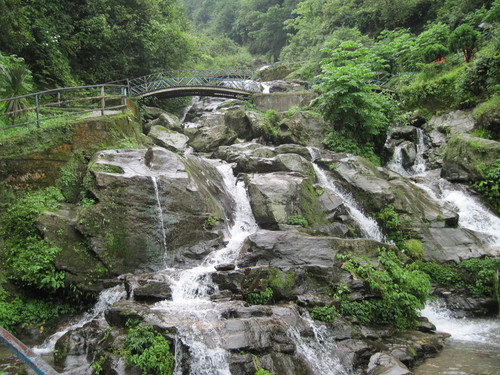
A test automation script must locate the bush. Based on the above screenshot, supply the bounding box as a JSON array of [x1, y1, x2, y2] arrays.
[[473, 158, 500, 213], [0, 187, 65, 292], [310, 306, 338, 322], [322, 130, 381, 165], [124, 325, 175, 375], [246, 287, 274, 305], [336, 248, 431, 329]]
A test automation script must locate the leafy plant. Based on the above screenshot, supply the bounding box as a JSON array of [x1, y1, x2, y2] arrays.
[[309, 305, 338, 322], [246, 287, 274, 305], [0, 187, 65, 291], [336, 248, 431, 329], [473, 158, 500, 213], [287, 215, 309, 227], [124, 325, 175, 375], [202, 215, 219, 231], [450, 24, 481, 63]]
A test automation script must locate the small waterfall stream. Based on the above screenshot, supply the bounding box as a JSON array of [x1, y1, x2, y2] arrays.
[[151, 176, 169, 265], [33, 285, 127, 355], [151, 161, 259, 374], [385, 128, 500, 374], [313, 164, 385, 242]]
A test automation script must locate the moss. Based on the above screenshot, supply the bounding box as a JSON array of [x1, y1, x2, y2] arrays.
[[298, 177, 328, 228]]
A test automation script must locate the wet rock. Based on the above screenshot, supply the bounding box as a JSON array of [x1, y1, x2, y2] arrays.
[[148, 125, 189, 151], [367, 353, 412, 375], [184, 112, 238, 152], [133, 281, 173, 302], [215, 263, 236, 271], [149, 112, 182, 131], [416, 317, 436, 333]]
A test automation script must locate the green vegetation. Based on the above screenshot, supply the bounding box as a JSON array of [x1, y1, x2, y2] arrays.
[[124, 324, 175, 375], [287, 215, 309, 227], [413, 257, 500, 298], [377, 204, 415, 252], [473, 158, 500, 213], [246, 287, 274, 305], [336, 248, 431, 329], [309, 305, 338, 322]]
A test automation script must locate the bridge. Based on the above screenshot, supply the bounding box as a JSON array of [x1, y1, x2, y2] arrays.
[[0, 69, 262, 130]]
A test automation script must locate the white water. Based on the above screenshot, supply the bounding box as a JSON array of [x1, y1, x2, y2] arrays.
[[287, 317, 352, 375], [312, 164, 385, 242], [33, 285, 127, 355], [385, 128, 500, 244], [416, 302, 500, 375], [151, 176, 169, 265], [438, 182, 500, 245], [152, 161, 258, 374]]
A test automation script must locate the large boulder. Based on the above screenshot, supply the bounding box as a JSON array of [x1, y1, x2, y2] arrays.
[[441, 134, 500, 182], [237, 230, 385, 268], [149, 125, 189, 151], [77, 148, 232, 274]]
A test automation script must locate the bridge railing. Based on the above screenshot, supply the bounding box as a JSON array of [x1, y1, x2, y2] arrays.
[[0, 84, 127, 130], [127, 69, 261, 96]]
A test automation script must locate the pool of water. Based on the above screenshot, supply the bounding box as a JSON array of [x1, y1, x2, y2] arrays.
[[415, 302, 500, 375]]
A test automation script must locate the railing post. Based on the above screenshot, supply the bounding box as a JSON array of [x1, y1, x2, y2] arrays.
[[100, 85, 105, 116], [35, 94, 41, 128]]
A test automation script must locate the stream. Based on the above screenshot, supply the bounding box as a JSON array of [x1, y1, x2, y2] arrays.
[[386, 129, 500, 375]]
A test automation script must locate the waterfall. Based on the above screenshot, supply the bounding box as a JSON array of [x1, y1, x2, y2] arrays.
[[438, 181, 500, 245], [152, 161, 258, 374], [312, 164, 385, 242], [151, 176, 169, 265], [287, 317, 352, 375], [386, 128, 426, 177], [33, 285, 127, 355]]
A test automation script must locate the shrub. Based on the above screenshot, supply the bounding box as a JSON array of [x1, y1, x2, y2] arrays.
[[473, 158, 500, 213], [310, 305, 338, 322], [124, 325, 175, 375], [246, 287, 274, 305], [287, 215, 309, 227], [336, 248, 431, 329], [0, 187, 65, 292]]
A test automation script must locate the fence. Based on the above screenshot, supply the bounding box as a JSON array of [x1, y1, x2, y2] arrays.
[[0, 84, 127, 130]]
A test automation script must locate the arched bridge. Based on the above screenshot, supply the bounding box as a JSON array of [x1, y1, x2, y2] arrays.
[[127, 69, 261, 99]]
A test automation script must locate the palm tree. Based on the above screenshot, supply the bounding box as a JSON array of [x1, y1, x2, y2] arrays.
[[0, 63, 32, 124]]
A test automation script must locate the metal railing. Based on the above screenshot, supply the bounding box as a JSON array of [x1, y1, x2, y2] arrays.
[[0, 84, 127, 130], [0, 69, 263, 131]]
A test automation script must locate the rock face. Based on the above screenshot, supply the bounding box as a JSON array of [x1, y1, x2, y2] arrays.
[[441, 134, 500, 182], [73, 147, 235, 274]]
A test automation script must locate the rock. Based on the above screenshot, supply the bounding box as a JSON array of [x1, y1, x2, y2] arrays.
[[390, 127, 419, 143], [257, 65, 294, 81], [150, 112, 182, 130], [367, 353, 412, 375], [78, 148, 231, 274], [246, 172, 325, 229], [475, 103, 500, 140], [429, 110, 475, 135], [133, 281, 173, 302], [237, 230, 385, 268], [149, 125, 189, 151], [441, 134, 500, 182], [184, 112, 238, 152], [216, 263, 236, 271], [416, 317, 436, 333], [320, 154, 458, 229]]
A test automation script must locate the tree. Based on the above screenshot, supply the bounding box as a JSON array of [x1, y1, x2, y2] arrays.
[[313, 41, 397, 144], [450, 24, 482, 62]]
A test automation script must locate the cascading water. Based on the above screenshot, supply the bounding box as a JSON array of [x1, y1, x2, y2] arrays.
[[312, 164, 385, 242], [33, 285, 127, 355], [386, 128, 427, 177], [287, 316, 353, 375], [416, 301, 500, 375], [151, 176, 169, 265], [151, 161, 258, 374]]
